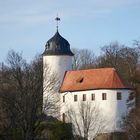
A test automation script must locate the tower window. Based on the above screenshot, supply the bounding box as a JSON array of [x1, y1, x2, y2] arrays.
[[46, 43, 50, 49], [117, 92, 122, 100], [62, 113, 66, 123], [83, 94, 86, 101], [91, 94, 95, 101], [74, 95, 77, 102], [102, 93, 107, 100], [63, 96, 65, 102]]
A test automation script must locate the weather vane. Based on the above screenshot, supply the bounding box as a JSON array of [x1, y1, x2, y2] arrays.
[[55, 15, 60, 31]]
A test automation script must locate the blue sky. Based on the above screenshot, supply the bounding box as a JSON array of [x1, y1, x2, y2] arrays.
[[0, 0, 140, 62]]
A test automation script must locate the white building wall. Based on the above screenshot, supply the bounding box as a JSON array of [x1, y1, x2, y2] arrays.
[[60, 89, 132, 134]]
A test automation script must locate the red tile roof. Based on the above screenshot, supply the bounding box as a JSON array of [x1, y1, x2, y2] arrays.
[[60, 68, 132, 92]]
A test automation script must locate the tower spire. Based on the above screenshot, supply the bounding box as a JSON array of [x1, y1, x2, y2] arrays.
[[55, 15, 60, 31]]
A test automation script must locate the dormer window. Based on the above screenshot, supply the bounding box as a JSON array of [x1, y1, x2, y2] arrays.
[[46, 43, 50, 49], [47, 46, 50, 49], [76, 77, 84, 83]]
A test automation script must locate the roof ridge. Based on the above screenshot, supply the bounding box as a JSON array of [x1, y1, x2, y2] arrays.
[[66, 67, 115, 73]]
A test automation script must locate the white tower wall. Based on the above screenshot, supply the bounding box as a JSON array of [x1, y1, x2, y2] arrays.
[[43, 55, 73, 117], [43, 55, 72, 83]]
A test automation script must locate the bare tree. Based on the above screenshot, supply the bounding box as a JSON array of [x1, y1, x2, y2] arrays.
[[97, 42, 121, 68], [72, 48, 96, 70], [0, 50, 63, 140], [0, 50, 43, 140], [133, 39, 140, 48], [67, 102, 108, 140], [97, 42, 139, 81], [43, 65, 60, 118], [122, 66, 140, 140], [123, 108, 140, 140]]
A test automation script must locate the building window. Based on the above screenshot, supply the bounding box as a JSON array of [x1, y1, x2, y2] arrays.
[[74, 95, 77, 102], [63, 96, 65, 102], [83, 94, 86, 101], [62, 113, 65, 123], [117, 92, 122, 100], [91, 94, 95, 101], [102, 93, 107, 100]]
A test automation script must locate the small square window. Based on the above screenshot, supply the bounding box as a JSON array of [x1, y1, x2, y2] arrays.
[[91, 94, 95, 101], [62, 113, 66, 123], [83, 94, 86, 101], [74, 95, 77, 102], [63, 96, 65, 102], [102, 93, 107, 100], [117, 92, 122, 100]]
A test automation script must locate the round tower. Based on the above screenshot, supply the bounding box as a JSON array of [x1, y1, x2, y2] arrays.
[[43, 32, 74, 84], [43, 17, 74, 84], [42, 17, 74, 116]]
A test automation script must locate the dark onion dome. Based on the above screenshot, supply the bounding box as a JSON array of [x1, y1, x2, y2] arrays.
[[43, 31, 74, 56]]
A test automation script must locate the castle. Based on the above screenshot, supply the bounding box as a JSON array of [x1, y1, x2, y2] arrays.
[[42, 18, 133, 139]]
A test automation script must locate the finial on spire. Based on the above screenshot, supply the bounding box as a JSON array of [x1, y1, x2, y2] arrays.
[[55, 15, 60, 31]]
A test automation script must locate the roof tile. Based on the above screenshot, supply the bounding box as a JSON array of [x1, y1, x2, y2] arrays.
[[60, 68, 132, 92]]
